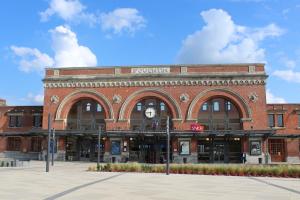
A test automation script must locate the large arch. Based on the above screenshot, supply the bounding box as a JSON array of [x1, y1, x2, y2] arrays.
[[187, 88, 252, 121], [119, 88, 183, 121], [55, 89, 114, 121]]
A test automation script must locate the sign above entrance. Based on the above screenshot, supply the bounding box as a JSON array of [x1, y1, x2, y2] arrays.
[[131, 67, 170, 74], [190, 123, 204, 132]]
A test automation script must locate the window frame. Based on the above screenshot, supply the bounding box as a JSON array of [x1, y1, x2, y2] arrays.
[[277, 114, 284, 127], [268, 114, 275, 128]]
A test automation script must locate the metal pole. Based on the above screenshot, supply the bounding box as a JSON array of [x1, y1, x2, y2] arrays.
[[97, 126, 101, 171], [166, 116, 170, 175], [46, 113, 51, 172], [51, 128, 55, 166]]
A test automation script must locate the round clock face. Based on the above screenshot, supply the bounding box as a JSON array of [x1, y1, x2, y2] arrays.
[[145, 107, 156, 119]]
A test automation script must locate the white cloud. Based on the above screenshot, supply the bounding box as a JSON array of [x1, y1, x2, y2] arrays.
[[25, 93, 44, 105], [100, 8, 146, 35], [50, 25, 97, 67], [273, 70, 300, 83], [177, 9, 284, 64], [40, 0, 96, 25], [11, 25, 97, 72], [266, 89, 286, 103], [10, 46, 54, 73]]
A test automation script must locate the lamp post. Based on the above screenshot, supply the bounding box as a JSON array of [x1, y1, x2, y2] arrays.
[[46, 95, 58, 172], [166, 116, 170, 175], [46, 112, 51, 172], [51, 128, 55, 166], [97, 126, 102, 171]]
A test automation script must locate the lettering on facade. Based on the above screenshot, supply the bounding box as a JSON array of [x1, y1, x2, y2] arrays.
[[131, 67, 170, 74]]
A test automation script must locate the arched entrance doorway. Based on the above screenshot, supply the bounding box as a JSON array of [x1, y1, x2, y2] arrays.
[[197, 97, 243, 163], [129, 97, 172, 163], [65, 99, 106, 161]]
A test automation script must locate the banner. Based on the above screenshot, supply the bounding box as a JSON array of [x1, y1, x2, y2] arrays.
[[190, 123, 204, 132]]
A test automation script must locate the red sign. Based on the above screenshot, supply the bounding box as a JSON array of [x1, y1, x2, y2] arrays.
[[190, 123, 204, 132]]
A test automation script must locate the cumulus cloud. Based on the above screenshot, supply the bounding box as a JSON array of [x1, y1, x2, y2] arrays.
[[10, 46, 54, 73], [11, 25, 97, 72], [50, 25, 97, 67], [100, 8, 146, 35], [40, 0, 96, 25], [25, 93, 44, 105], [266, 89, 286, 103], [177, 9, 284, 64], [273, 70, 300, 83]]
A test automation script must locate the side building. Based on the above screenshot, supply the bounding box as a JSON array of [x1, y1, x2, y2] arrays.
[[0, 64, 299, 164]]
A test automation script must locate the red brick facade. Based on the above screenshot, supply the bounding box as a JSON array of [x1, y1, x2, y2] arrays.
[[0, 63, 299, 163]]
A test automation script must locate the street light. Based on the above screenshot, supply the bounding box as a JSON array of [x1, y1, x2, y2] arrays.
[[46, 95, 58, 172], [166, 116, 170, 175], [97, 126, 102, 171], [51, 128, 55, 166]]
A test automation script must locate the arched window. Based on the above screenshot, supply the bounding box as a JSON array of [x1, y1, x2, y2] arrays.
[[67, 99, 105, 130], [198, 98, 241, 130], [86, 103, 91, 112], [97, 104, 102, 112], [160, 102, 165, 111], [130, 98, 172, 131]]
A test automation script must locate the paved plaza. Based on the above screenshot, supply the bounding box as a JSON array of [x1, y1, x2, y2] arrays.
[[0, 161, 299, 200]]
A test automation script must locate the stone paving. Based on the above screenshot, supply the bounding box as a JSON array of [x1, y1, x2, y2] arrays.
[[0, 161, 299, 200]]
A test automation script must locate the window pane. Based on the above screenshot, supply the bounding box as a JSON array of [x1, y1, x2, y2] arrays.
[[9, 116, 15, 127], [86, 103, 91, 112], [213, 101, 220, 112], [277, 114, 284, 127], [160, 102, 165, 111], [16, 116, 22, 127], [202, 102, 208, 111], [226, 101, 231, 111], [298, 114, 300, 127], [268, 114, 274, 127], [136, 102, 142, 111], [96, 104, 102, 112]]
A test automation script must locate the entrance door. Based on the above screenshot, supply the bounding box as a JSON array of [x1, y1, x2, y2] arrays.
[[269, 139, 285, 162], [213, 143, 225, 163], [79, 139, 91, 161]]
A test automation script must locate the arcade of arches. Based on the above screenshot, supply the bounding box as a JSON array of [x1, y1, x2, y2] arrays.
[[60, 95, 250, 164]]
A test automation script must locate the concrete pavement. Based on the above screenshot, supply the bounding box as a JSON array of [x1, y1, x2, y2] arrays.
[[0, 161, 299, 200]]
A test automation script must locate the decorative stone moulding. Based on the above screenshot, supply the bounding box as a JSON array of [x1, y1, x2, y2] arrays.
[[44, 79, 266, 88], [248, 92, 259, 102], [112, 95, 122, 104], [50, 95, 59, 104], [179, 93, 189, 103]]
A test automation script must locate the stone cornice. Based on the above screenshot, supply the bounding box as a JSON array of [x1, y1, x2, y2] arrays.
[[44, 78, 266, 88]]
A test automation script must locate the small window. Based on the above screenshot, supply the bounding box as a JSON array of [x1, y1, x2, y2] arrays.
[[277, 114, 284, 127], [9, 116, 22, 127], [96, 104, 102, 112], [268, 114, 275, 128], [136, 102, 142, 111], [33, 115, 42, 127], [7, 137, 21, 151], [213, 101, 220, 112], [298, 114, 300, 127], [225, 101, 231, 111], [86, 103, 91, 112], [160, 102, 165, 111], [201, 102, 208, 111]]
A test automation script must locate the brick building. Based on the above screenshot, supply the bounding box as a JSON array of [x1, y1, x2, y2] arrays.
[[0, 63, 299, 164]]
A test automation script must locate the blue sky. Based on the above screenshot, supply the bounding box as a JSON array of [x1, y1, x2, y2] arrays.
[[1, 0, 300, 105]]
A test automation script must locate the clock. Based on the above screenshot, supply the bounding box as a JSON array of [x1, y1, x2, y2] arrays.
[[145, 107, 156, 118]]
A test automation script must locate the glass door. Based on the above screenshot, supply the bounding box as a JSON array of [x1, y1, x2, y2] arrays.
[[213, 143, 225, 163]]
